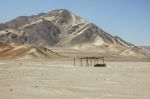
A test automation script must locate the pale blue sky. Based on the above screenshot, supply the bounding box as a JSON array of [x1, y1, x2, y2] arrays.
[[0, 0, 150, 45]]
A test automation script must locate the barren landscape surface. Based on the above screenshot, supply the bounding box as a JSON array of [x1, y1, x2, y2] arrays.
[[0, 3, 150, 99], [0, 58, 150, 99]]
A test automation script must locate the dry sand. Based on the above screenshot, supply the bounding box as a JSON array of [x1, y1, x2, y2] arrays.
[[0, 58, 150, 99]]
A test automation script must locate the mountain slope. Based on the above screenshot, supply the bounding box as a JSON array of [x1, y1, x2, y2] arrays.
[[0, 45, 61, 59], [0, 9, 148, 56]]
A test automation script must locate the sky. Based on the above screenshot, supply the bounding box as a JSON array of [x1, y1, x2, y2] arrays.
[[0, 0, 150, 45]]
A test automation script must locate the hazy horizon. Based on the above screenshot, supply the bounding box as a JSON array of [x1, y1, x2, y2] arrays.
[[0, 0, 150, 45]]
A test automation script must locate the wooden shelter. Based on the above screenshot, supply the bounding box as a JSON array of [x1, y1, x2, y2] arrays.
[[74, 57, 106, 67]]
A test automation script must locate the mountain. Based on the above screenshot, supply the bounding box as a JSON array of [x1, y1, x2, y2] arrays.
[[140, 46, 150, 50], [0, 9, 148, 56], [140, 46, 150, 52], [0, 42, 13, 53], [0, 45, 61, 59]]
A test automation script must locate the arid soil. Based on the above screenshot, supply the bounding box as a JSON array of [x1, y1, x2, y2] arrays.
[[0, 58, 150, 99]]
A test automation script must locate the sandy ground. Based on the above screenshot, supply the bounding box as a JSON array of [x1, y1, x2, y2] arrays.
[[0, 59, 150, 99]]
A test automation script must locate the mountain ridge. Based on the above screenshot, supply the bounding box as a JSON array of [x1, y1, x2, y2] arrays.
[[0, 44, 62, 59], [0, 9, 148, 57]]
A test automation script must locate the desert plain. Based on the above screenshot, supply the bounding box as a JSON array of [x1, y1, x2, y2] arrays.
[[0, 50, 150, 99]]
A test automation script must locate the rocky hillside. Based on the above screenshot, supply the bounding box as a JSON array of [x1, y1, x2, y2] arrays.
[[0, 45, 61, 59], [140, 46, 150, 50], [0, 9, 147, 56]]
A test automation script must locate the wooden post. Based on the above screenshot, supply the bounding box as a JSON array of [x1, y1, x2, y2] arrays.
[[103, 57, 104, 64], [90, 59, 92, 67], [74, 58, 75, 66], [81, 58, 83, 66], [93, 58, 96, 65], [87, 58, 89, 67], [86, 58, 87, 67], [96, 58, 98, 64], [86, 58, 89, 67]]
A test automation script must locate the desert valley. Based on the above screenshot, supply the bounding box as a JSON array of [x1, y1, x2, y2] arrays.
[[0, 9, 150, 99]]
